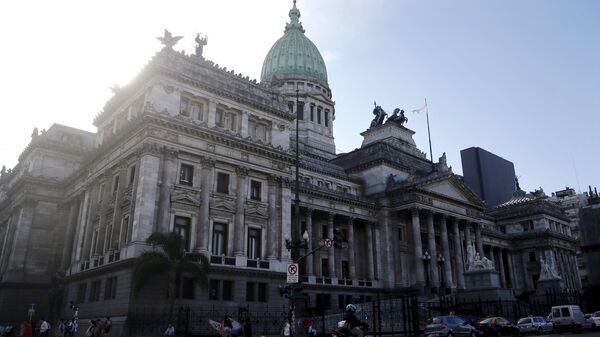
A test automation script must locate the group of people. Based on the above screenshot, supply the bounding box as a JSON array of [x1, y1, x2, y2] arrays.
[[16, 317, 110, 337], [83, 318, 112, 337]]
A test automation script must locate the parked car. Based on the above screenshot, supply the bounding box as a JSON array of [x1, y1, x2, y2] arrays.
[[516, 316, 553, 335], [425, 316, 477, 337], [475, 317, 520, 337], [551, 305, 584, 333], [590, 312, 600, 330], [583, 314, 597, 332]]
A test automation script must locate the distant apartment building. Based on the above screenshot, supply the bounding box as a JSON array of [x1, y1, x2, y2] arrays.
[[461, 147, 516, 209]]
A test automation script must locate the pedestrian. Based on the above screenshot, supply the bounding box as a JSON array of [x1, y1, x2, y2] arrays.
[[22, 321, 33, 337], [282, 320, 291, 337], [163, 323, 175, 337], [55, 319, 65, 337], [223, 314, 233, 337], [308, 325, 317, 337], [39, 319, 49, 337], [103, 317, 112, 337], [243, 318, 252, 337]]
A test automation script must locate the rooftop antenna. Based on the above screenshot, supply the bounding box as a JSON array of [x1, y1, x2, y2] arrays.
[[570, 156, 582, 193]]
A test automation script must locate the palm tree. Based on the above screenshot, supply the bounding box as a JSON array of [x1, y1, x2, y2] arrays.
[[132, 232, 210, 319]]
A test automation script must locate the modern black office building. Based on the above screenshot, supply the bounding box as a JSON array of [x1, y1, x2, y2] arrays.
[[461, 147, 516, 209]]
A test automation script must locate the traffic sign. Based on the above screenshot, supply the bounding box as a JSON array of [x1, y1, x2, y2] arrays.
[[324, 238, 333, 248], [287, 263, 299, 283]]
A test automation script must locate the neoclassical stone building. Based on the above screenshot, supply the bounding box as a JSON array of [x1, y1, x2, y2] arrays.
[[0, 1, 581, 332]]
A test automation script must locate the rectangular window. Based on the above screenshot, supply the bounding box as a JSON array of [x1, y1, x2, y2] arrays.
[[216, 172, 230, 194], [297, 101, 304, 120], [317, 107, 322, 124], [246, 282, 256, 302], [247, 228, 262, 260], [174, 216, 191, 251], [212, 222, 228, 255], [310, 105, 315, 122], [209, 280, 220, 300], [181, 276, 195, 299], [105, 224, 113, 251], [321, 225, 328, 239], [288, 101, 295, 113], [120, 215, 131, 245], [112, 175, 120, 195], [257, 283, 267, 302], [104, 277, 117, 300], [342, 261, 349, 279], [98, 184, 105, 203], [180, 97, 190, 116], [179, 164, 194, 186], [191, 102, 204, 121], [250, 180, 262, 201], [398, 227, 404, 241], [76, 283, 87, 303], [222, 280, 233, 301], [89, 280, 101, 302], [228, 113, 237, 132], [321, 258, 329, 277], [215, 109, 223, 126], [128, 165, 136, 186]]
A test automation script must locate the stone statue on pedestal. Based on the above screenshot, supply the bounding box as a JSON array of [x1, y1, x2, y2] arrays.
[[539, 252, 561, 280], [370, 103, 387, 128], [386, 108, 408, 126], [466, 243, 495, 270]]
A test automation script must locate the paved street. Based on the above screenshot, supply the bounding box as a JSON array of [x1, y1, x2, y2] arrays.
[[541, 333, 600, 337]]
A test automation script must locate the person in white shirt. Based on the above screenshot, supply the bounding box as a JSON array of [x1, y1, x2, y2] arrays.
[[39, 319, 49, 337]]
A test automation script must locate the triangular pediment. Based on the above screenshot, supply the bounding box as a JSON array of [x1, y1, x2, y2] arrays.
[[170, 192, 201, 206], [420, 176, 483, 206]]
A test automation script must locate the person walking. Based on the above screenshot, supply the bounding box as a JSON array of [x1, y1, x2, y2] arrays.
[[22, 321, 33, 337], [39, 319, 49, 337], [223, 314, 233, 337], [282, 320, 291, 337], [55, 319, 65, 337], [103, 318, 112, 337], [163, 323, 175, 337]]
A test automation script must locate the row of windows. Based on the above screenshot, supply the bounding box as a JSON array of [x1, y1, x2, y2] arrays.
[[89, 215, 132, 255], [289, 101, 331, 127], [208, 280, 268, 302], [75, 277, 118, 303], [180, 95, 270, 142], [174, 215, 262, 258], [302, 176, 351, 194], [97, 165, 136, 203], [179, 164, 264, 201], [285, 81, 330, 96]]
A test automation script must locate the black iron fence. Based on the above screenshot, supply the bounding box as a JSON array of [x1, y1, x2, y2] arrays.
[[127, 289, 583, 337]]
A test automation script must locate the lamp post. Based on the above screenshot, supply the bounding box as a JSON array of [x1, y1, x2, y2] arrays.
[[437, 253, 446, 295], [422, 250, 431, 293], [284, 230, 309, 337]]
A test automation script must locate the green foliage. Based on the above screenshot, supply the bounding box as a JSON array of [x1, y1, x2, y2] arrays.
[[131, 232, 210, 299]]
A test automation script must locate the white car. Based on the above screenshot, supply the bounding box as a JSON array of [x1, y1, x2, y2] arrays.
[[584, 313, 599, 332]]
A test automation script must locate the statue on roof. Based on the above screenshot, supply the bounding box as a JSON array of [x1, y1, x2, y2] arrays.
[[386, 108, 408, 126], [515, 176, 521, 191], [157, 29, 183, 49], [31, 127, 39, 139], [370, 102, 387, 128], [195, 33, 208, 59]]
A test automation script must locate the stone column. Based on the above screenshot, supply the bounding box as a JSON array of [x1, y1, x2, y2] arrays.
[[61, 199, 80, 270], [347, 217, 356, 279], [327, 213, 335, 278], [266, 176, 279, 259], [9, 203, 34, 269], [464, 223, 473, 260], [411, 208, 425, 286], [132, 144, 161, 242], [498, 248, 507, 288], [240, 111, 249, 138], [452, 218, 466, 289], [379, 202, 395, 287], [366, 222, 375, 280], [199, 157, 215, 254], [571, 252, 582, 289], [158, 148, 177, 233], [233, 167, 248, 256], [475, 223, 484, 256], [439, 214, 454, 289], [207, 99, 217, 127], [73, 190, 90, 261], [305, 208, 314, 275], [426, 211, 439, 287], [521, 251, 531, 290]]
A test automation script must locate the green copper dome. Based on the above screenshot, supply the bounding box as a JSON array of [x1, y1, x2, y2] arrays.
[[261, 1, 328, 86]]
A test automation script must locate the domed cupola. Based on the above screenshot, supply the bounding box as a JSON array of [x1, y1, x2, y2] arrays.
[[261, 1, 328, 86]]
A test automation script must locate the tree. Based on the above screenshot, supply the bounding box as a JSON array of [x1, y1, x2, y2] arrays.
[[132, 232, 210, 319]]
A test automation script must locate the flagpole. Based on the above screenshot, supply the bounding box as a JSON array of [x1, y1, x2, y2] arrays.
[[425, 98, 434, 167]]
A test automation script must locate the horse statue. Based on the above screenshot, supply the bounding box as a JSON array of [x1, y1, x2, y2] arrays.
[[386, 108, 408, 126], [370, 105, 387, 128]]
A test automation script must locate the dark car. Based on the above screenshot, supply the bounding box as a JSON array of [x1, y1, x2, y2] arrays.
[[475, 317, 520, 337], [425, 316, 477, 337]]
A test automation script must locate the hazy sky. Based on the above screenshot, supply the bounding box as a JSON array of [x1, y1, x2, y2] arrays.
[[1, 0, 598, 194]]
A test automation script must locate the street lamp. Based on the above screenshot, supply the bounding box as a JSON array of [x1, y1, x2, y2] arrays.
[[285, 230, 309, 251], [422, 250, 431, 291], [437, 253, 446, 295]]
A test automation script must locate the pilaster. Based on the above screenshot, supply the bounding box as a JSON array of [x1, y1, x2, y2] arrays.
[[233, 167, 248, 256]]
